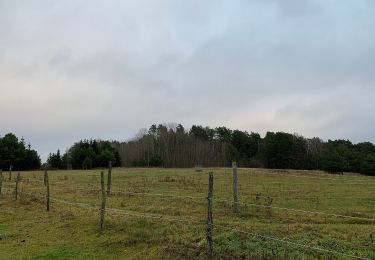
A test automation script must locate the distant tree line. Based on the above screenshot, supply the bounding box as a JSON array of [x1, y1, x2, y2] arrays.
[[0, 133, 41, 170], [113, 124, 375, 176], [113, 124, 228, 168], [3, 126, 375, 175], [47, 140, 121, 169]]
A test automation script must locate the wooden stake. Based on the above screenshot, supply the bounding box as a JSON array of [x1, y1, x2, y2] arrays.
[[15, 172, 20, 200], [46, 169, 50, 211], [9, 165, 12, 181], [100, 171, 106, 230], [206, 172, 213, 259], [107, 161, 112, 195], [232, 162, 239, 212], [44, 166, 47, 186], [0, 169, 3, 195]]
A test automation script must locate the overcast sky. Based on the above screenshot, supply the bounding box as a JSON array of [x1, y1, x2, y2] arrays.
[[1, 0, 375, 161]]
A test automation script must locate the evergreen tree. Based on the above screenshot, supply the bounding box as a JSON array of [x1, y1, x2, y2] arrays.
[[0, 133, 41, 170]]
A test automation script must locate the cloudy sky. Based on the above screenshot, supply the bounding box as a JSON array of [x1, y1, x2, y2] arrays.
[[1, 0, 375, 160]]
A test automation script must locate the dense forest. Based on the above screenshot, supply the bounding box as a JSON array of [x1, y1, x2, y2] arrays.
[[0, 133, 41, 170], [47, 140, 121, 169], [2, 125, 375, 176], [114, 124, 375, 176]]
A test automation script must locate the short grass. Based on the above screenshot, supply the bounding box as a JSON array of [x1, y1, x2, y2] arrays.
[[1, 168, 375, 259]]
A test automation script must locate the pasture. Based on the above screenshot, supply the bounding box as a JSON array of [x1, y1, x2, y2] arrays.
[[0, 168, 375, 259]]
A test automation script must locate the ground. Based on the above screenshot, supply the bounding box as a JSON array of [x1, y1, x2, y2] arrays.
[[0, 168, 374, 259]]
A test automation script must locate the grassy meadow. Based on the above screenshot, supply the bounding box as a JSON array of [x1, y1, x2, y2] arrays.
[[0, 168, 375, 259]]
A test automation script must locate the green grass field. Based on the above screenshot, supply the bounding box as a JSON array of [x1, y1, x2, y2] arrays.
[[1, 168, 375, 259]]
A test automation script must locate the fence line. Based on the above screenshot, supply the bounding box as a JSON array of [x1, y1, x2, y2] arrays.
[[5, 179, 374, 202], [1, 188, 98, 209], [2, 187, 370, 260], [110, 190, 375, 222], [1, 187, 204, 225], [4, 183, 375, 223], [112, 190, 373, 202], [8, 168, 375, 185], [51, 184, 375, 202], [111, 190, 375, 222], [3, 184, 374, 222], [8, 171, 375, 186]]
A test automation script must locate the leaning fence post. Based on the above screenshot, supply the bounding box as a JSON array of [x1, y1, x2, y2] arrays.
[[46, 169, 50, 211], [15, 172, 20, 200], [206, 172, 213, 259], [232, 162, 239, 212], [0, 169, 3, 195], [107, 161, 112, 195], [100, 171, 106, 230], [9, 165, 12, 181]]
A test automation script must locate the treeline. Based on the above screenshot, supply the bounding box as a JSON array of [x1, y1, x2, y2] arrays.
[[47, 140, 121, 169], [114, 124, 228, 168], [0, 133, 41, 170], [3, 126, 375, 175], [114, 124, 375, 175]]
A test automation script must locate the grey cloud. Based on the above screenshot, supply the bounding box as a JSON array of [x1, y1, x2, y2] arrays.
[[1, 0, 375, 160]]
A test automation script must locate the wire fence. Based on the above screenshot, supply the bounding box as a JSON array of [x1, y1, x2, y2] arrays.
[[1, 168, 374, 259], [3, 182, 375, 222], [1, 187, 372, 260]]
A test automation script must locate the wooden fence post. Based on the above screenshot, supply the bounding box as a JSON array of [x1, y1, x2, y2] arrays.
[[15, 172, 20, 200], [44, 166, 47, 186], [232, 162, 239, 212], [9, 165, 12, 181], [107, 161, 112, 195], [0, 169, 2, 195], [206, 172, 213, 259], [100, 171, 106, 230], [46, 169, 50, 211]]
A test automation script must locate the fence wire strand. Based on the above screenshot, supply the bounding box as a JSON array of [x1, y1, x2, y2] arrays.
[[2, 187, 370, 260], [3, 183, 375, 222]]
